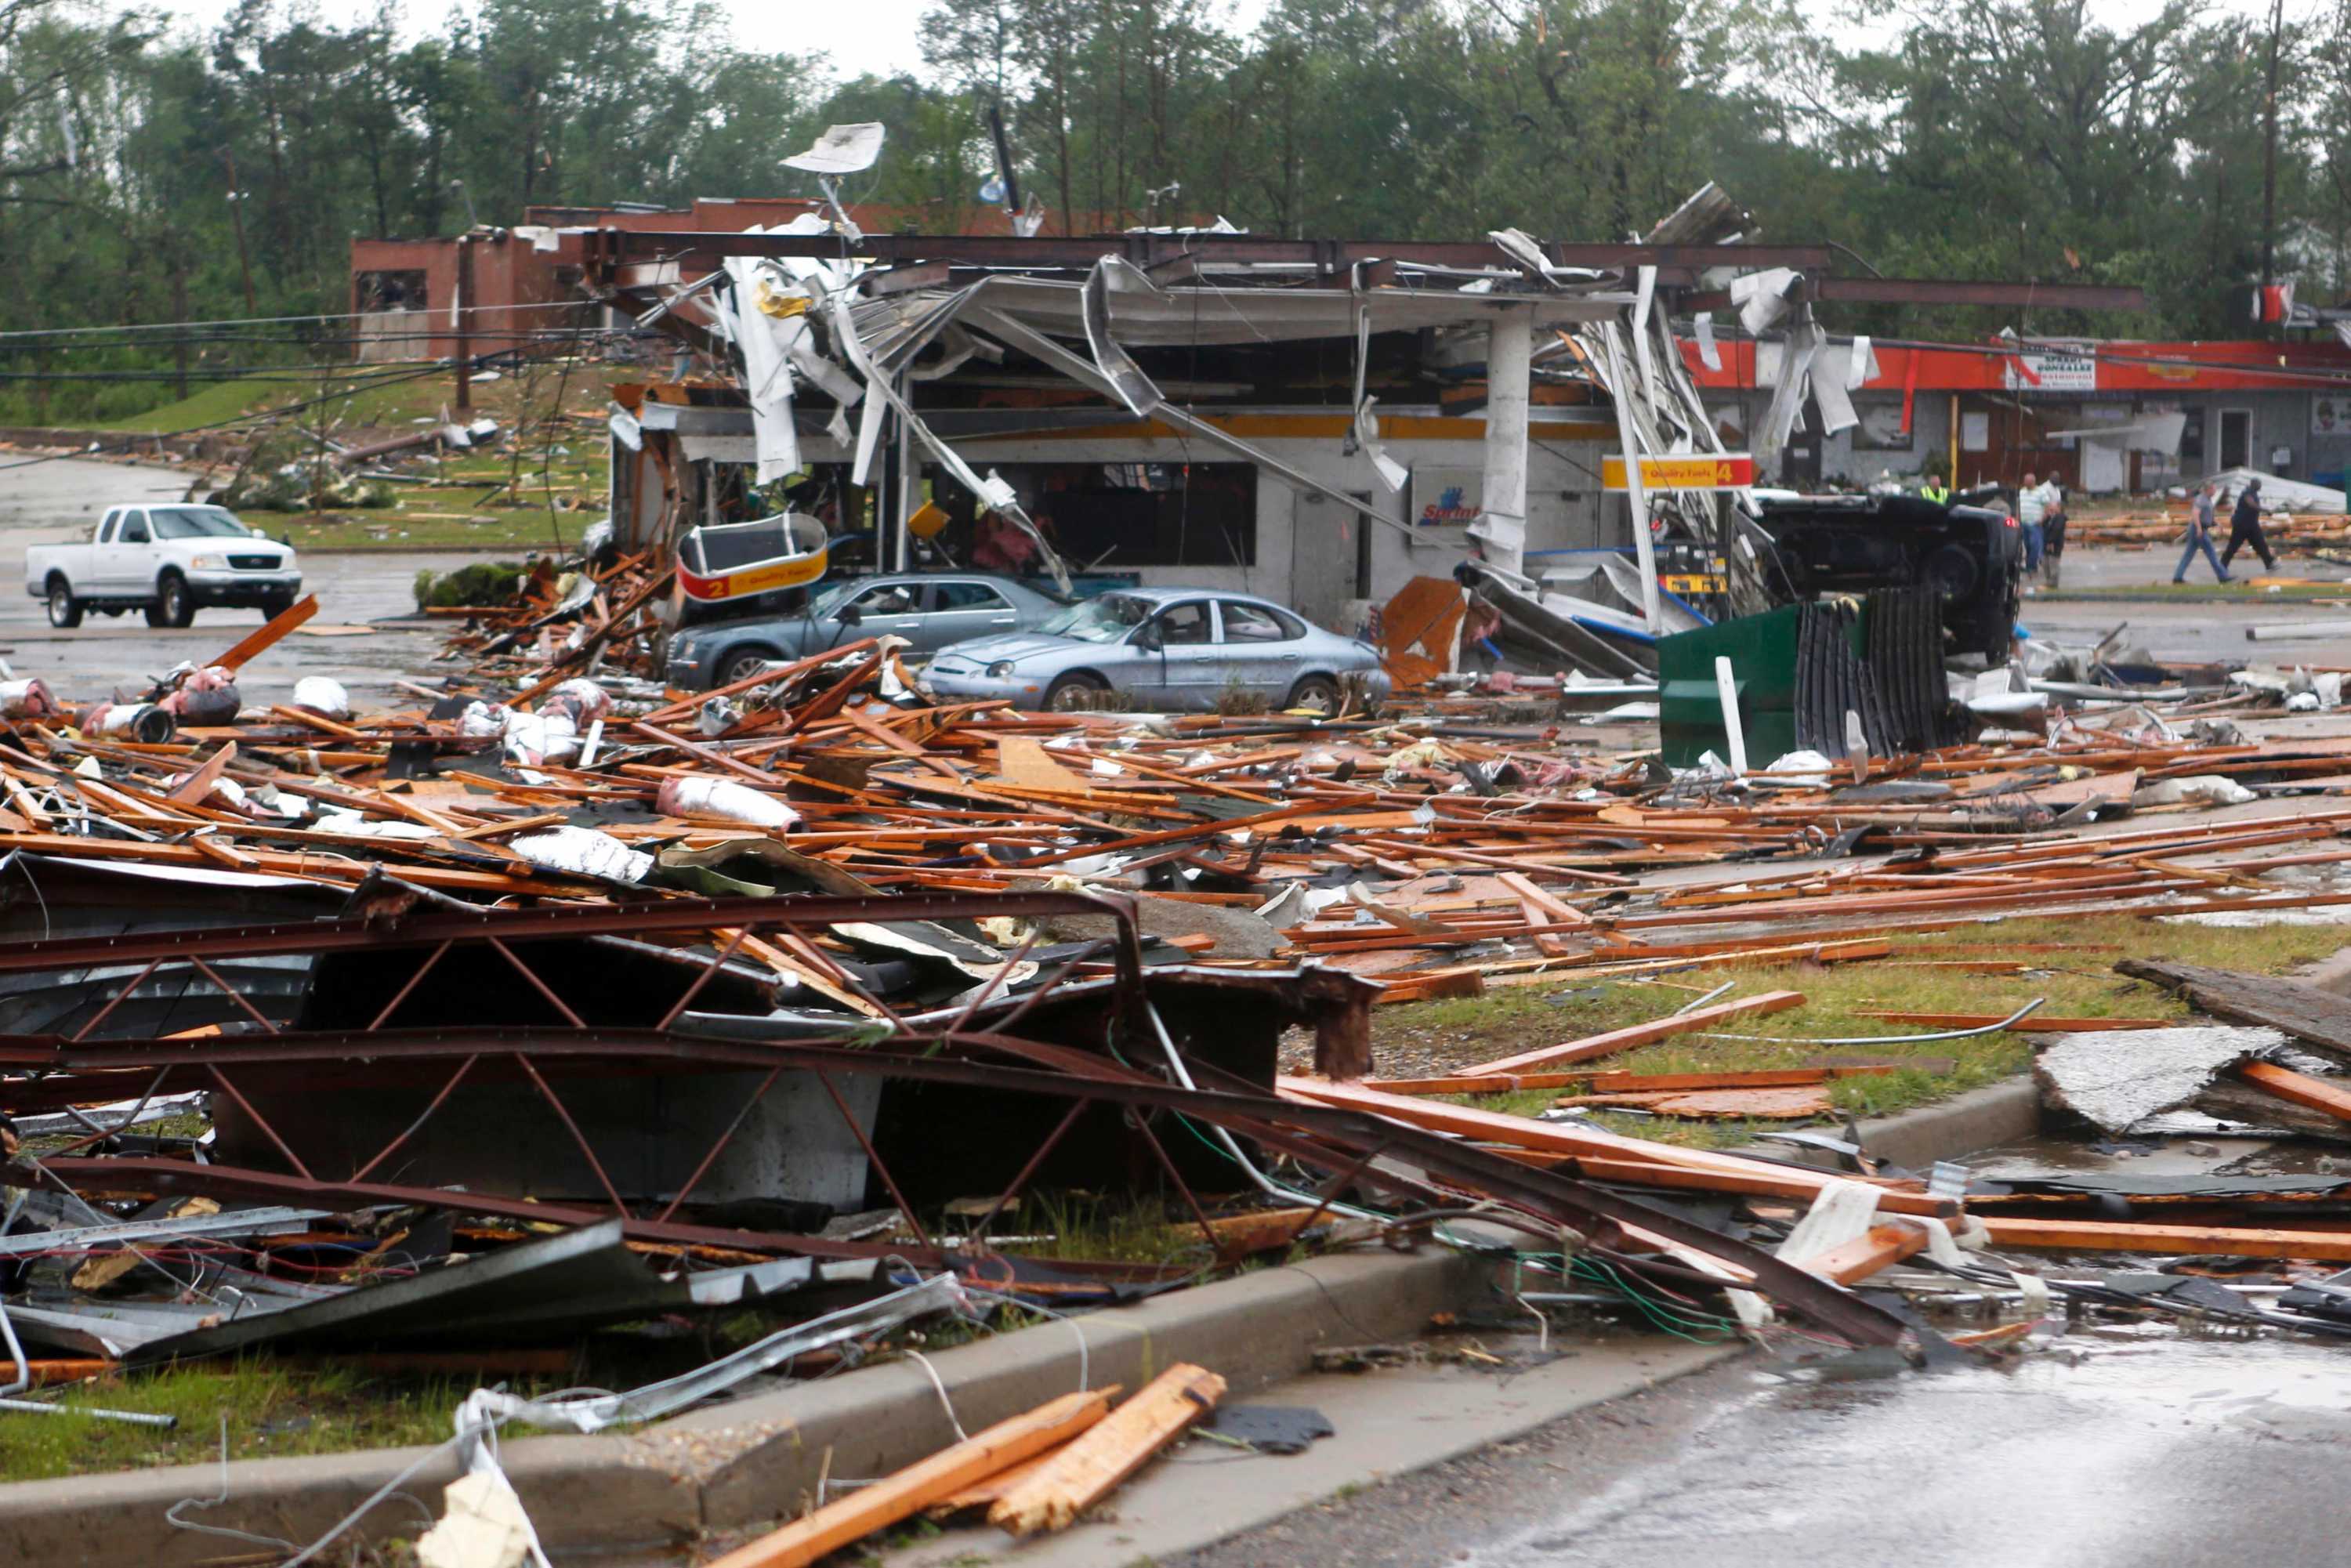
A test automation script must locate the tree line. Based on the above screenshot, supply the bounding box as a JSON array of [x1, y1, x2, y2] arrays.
[[0, 0, 2344, 423]]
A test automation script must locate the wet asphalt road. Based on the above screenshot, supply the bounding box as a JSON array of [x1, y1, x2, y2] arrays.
[[0, 455, 498, 709], [1177, 1330, 2351, 1568]]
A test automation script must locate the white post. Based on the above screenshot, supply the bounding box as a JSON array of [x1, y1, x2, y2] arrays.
[[1715, 656, 1749, 776], [893, 374, 915, 573], [1602, 328, 1668, 635], [1476, 305, 1532, 580]]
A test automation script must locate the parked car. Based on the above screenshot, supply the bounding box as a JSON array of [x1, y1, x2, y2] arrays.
[[926, 587, 1390, 714], [664, 572, 1067, 690], [25, 504, 300, 629]]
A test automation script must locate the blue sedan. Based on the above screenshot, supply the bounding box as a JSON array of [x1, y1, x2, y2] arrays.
[[926, 587, 1391, 714]]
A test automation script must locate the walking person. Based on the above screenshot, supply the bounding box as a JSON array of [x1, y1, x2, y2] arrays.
[[2040, 483, 2068, 588], [2016, 470, 2049, 576], [2175, 480, 2231, 584], [2221, 478, 2277, 574]]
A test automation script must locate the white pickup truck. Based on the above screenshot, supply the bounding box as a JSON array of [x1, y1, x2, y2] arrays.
[[25, 503, 302, 628]]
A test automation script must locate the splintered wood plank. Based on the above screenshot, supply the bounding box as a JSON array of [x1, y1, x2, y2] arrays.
[[1369, 1066, 1886, 1095], [1559, 1085, 1833, 1120], [926, 1443, 1074, 1519], [1980, 1216, 2351, 1262], [1793, 1222, 1927, 1284], [2237, 1059, 2351, 1124], [989, 1363, 1226, 1538], [1462, 990, 1806, 1077], [1552, 1154, 1958, 1219], [705, 1388, 1116, 1568], [1278, 1077, 1915, 1205], [209, 593, 318, 672]]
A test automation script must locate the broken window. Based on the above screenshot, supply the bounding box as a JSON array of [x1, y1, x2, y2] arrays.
[[357, 270, 428, 312]]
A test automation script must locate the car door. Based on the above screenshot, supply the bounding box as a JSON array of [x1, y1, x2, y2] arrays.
[[104, 509, 152, 596], [1126, 599, 1223, 709], [836, 580, 926, 646], [1214, 598, 1308, 700], [920, 580, 1023, 653], [79, 512, 118, 592]]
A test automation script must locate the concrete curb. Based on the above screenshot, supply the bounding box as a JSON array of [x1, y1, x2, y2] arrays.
[[1741, 1077, 2039, 1174], [1848, 1078, 2041, 1169], [0, 1247, 1483, 1565], [0, 1085, 2047, 1563]]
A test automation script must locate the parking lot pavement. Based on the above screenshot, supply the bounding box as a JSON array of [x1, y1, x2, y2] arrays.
[[0, 456, 498, 709]]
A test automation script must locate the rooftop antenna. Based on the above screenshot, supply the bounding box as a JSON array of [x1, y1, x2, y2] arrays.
[[784, 123, 884, 243], [451, 178, 478, 230]]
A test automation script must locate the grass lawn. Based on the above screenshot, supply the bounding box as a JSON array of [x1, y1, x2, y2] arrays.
[[103, 362, 611, 552], [265, 509, 581, 552], [0, 1358, 553, 1484], [1366, 911, 2351, 1148]]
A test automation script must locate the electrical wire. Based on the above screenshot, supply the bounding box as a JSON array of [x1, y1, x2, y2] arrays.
[[1697, 997, 2045, 1045]]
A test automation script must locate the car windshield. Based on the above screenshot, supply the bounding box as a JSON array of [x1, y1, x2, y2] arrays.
[[149, 507, 252, 540], [1040, 593, 1153, 643]]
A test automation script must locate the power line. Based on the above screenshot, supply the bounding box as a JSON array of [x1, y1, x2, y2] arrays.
[[0, 299, 605, 342]]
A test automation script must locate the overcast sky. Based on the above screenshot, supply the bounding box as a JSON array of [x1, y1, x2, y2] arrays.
[[151, 0, 2283, 90]]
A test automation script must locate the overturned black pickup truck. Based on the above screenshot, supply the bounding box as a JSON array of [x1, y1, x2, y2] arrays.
[[1741, 491, 2023, 664]]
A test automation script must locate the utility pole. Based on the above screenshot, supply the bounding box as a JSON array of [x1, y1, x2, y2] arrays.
[[223, 150, 258, 318], [169, 254, 189, 401], [2259, 0, 2285, 298], [454, 233, 474, 411]]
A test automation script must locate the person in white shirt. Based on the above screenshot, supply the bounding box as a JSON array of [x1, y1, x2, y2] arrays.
[[2015, 471, 2053, 575]]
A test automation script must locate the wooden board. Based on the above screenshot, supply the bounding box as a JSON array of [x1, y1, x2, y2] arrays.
[[705, 1389, 1116, 1568], [2237, 1059, 2351, 1124], [989, 1363, 1226, 1537], [1556, 1085, 1832, 1120], [1980, 1216, 2351, 1262], [2115, 959, 2351, 1066], [1793, 1222, 1926, 1284], [1462, 990, 1806, 1077]]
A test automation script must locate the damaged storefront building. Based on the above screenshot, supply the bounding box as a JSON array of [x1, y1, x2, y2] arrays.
[[1690, 335, 2351, 494], [574, 212, 1799, 632]]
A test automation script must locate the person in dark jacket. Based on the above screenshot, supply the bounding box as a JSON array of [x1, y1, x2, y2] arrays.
[[2221, 479, 2276, 573], [2040, 483, 2068, 588]]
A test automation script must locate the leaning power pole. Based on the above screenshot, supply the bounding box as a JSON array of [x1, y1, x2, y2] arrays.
[[2260, 0, 2286, 295]]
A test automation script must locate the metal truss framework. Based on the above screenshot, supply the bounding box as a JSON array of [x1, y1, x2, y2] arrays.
[[0, 889, 1911, 1345]]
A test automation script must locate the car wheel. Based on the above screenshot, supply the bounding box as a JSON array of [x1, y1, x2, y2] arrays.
[[1286, 674, 1341, 716], [1043, 672, 1109, 712], [718, 647, 784, 687], [45, 580, 80, 628], [156, 572, 194, 628]]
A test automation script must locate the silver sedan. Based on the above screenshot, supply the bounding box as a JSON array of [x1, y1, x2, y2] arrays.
[[665, 572, 1067, 690], [926, 587, 1391, 714]]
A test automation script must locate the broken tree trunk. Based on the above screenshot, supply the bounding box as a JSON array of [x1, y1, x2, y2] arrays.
[[988, 1363, 1226, 1538]]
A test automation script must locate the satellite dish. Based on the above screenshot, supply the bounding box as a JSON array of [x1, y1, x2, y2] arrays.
[[784, 122, 886, 176]]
